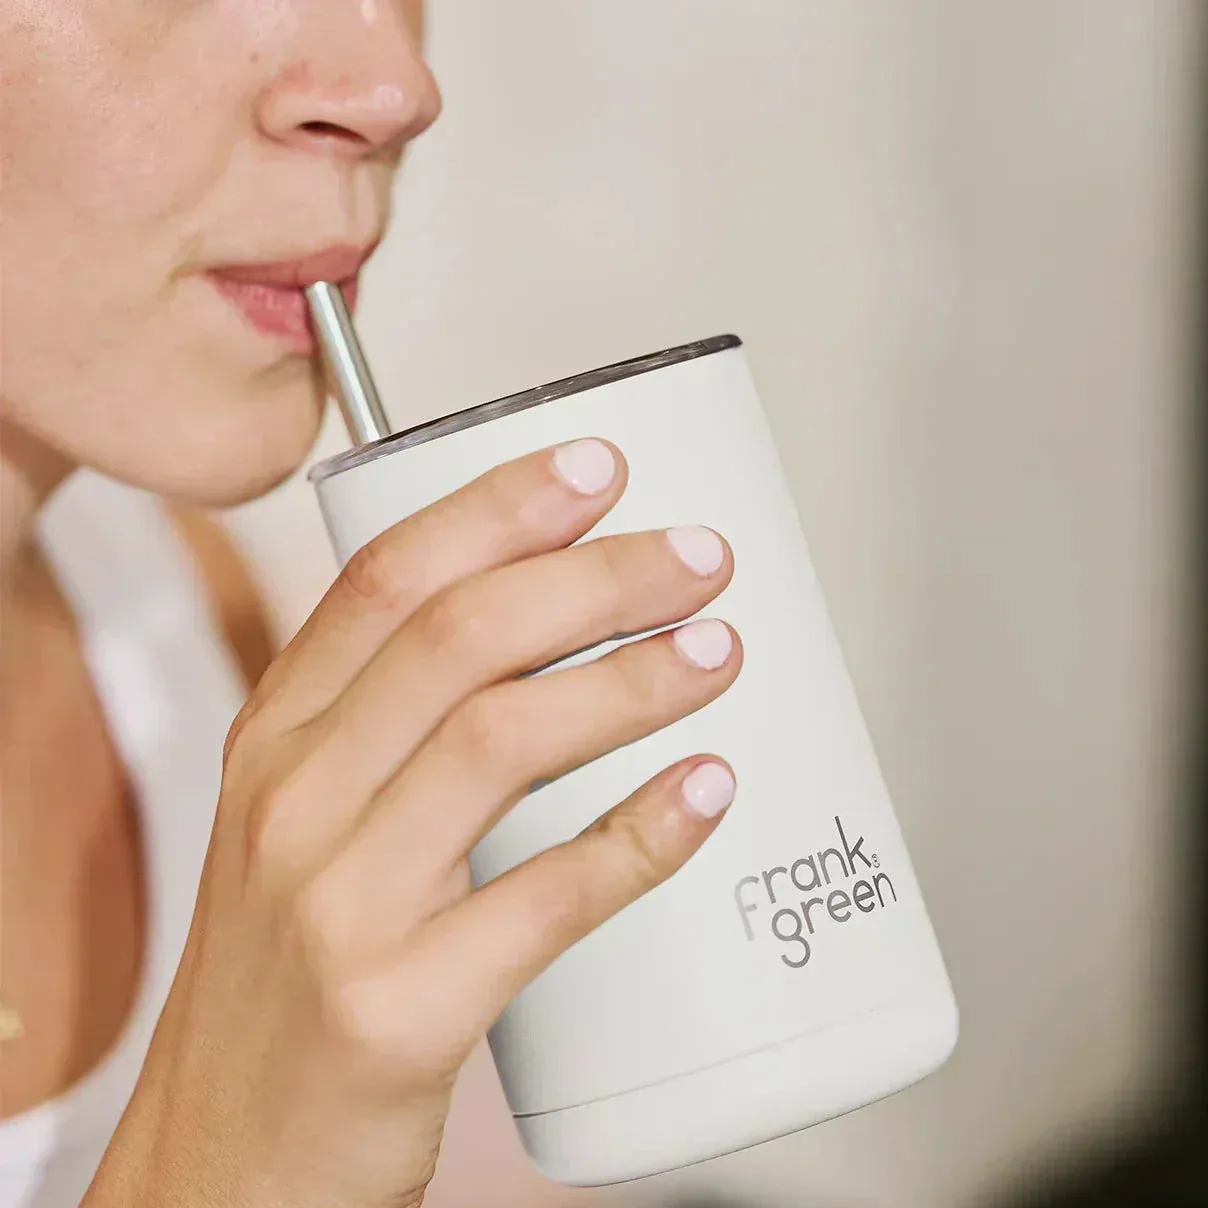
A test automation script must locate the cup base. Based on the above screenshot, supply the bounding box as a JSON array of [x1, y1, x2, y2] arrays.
[[513, 988, 959, 1186]]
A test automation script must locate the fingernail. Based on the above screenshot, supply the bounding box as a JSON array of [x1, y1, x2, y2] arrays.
[[666, 526, 724, 576], [551, 439, 616, 495], [681, 761, 736, 818], [672, 618, 733, 670]]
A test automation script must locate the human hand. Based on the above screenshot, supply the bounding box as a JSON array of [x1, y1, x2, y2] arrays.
[[85, 439, 741, 1208]]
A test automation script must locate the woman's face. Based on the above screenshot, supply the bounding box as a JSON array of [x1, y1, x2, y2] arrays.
[[0, 1, 439, 504]]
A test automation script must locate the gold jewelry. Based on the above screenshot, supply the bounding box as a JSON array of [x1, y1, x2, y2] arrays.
[[0, 996, 24, 1041]]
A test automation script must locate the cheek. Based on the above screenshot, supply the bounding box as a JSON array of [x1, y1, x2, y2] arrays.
[[2, 7, 234, 232], [1, 140, 324, 507], [0, 0, 260, 368], [0, 8, 319, 503], [1, 21, 221, 395]]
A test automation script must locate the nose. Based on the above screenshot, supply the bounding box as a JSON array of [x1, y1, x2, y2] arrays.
[[255, 2, 441, 158]]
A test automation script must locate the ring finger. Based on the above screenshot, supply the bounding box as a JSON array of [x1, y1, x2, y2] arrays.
[[307, 617, 742, 962]]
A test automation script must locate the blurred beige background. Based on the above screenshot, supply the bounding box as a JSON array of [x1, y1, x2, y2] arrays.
[[223, 3, 1203, 1205]]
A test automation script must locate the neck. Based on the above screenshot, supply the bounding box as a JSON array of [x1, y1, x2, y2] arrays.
[[0, 416, 75, 600]]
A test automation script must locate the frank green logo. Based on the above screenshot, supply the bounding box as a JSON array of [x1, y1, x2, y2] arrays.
[[734, 816, 898, 969]]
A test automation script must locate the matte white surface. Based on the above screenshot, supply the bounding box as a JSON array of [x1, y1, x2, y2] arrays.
[[517, 993, 957, 1187], [316, 348, 958, 1181]]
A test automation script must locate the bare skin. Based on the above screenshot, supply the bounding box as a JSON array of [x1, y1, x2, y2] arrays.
[[88, 448, 742, 1207], [0, 4, 744, 1203], [0, 510, 271, 1119], [2, 0, 436, 1131]]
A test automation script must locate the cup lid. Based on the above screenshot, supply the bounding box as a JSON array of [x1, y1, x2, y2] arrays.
[[308, 333, 741, 484]]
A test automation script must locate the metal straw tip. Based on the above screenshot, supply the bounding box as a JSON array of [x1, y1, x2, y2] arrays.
[[305, 281, 392, 447]]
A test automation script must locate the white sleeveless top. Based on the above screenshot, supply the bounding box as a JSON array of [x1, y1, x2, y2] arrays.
[[0, 470, 248, 1207]]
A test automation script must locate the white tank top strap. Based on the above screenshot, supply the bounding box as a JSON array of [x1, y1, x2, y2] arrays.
[[0, 469, 248, 1206]]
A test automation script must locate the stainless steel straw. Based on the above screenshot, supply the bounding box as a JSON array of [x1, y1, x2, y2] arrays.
[[304, 281, 392, 445]]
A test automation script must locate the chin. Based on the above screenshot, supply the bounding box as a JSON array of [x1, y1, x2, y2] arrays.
[[10, 316, 332, 508], [123, 366, 329, 508]]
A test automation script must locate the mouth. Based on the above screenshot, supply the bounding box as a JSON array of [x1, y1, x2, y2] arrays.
[[206, 244, 375, 354]]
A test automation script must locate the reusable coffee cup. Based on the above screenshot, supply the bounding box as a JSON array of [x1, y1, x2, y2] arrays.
[[307, 299, 958, 1186]]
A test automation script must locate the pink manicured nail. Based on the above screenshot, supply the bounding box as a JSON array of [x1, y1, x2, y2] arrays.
[[666, 526, 725, 576], [681, 762, 736, 818], [551, 439, 616, 495], [672, 619, 733, 670]]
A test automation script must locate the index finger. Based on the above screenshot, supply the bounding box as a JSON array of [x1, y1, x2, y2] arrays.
[[253, 439, 628, 731]]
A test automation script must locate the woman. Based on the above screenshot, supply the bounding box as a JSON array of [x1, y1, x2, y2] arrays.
[[0, 2, 742, 1205]]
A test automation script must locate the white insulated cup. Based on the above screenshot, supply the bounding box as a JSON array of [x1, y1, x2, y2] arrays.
[[310, 335, 958, 1186]]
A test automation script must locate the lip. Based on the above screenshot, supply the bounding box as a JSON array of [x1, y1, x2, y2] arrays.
[[207, 243, 375, 353]]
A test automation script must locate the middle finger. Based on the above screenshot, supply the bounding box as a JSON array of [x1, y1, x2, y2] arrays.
[[305, 525, 733, 849], [313, 617, 742, 956]]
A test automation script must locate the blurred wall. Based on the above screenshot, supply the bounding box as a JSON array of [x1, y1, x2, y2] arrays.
[[223, 3, 1203, 1205]]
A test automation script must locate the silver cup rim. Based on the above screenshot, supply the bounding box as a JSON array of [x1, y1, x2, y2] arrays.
[[308, 333, 742, 484]]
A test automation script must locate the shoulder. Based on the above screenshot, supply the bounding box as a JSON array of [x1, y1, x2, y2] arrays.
[[166, 504, 276, 692]]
